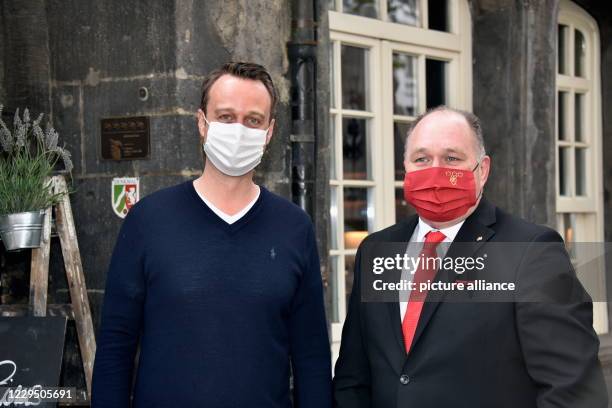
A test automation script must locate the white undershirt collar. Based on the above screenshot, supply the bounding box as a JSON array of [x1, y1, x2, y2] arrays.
[[194, 183, 260, 225], [414, 217, 465, 243]]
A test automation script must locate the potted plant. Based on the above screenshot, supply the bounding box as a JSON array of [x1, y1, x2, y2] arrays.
[[0, 104, 74, 251]]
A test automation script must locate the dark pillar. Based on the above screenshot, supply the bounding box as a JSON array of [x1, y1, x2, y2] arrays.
[[470, 0, 559, 227], [313, 0, 332, 314]]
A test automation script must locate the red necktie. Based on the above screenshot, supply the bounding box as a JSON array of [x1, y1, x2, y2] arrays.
[[402, 230, 446, 354]]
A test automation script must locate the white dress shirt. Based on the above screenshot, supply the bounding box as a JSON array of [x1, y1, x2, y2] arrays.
[[399, 217, 465, 321], [194, 183, 260, 225]]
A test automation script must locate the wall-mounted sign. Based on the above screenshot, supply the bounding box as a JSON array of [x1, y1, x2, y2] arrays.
[[100, 116, 150, 160], [112, 177, 140, 218]]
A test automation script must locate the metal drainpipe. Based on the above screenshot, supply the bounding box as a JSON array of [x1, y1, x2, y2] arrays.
[[288, 0, 318, 219]]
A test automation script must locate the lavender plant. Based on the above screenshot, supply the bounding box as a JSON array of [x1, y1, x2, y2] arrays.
[[0, 104, 74, 215]]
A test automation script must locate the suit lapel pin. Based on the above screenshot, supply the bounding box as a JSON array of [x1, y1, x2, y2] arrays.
[[476, 236, 483, 242]]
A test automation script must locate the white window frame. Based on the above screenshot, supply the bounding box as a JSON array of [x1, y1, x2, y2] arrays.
[[328, 0, 472, 362], [329, 33, 385, 355], [556, 0, 607, 334]]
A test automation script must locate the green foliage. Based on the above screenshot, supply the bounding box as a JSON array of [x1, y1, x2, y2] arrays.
[[0, 104, 74, 215]]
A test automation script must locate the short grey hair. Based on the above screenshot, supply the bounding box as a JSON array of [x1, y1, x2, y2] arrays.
[[404, 105, 486, 160]]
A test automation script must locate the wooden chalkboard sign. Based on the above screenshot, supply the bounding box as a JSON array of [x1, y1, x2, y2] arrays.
[[0, 317, 67, 407]]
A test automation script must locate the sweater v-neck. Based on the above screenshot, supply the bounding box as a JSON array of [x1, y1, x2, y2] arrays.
[[195, 184, 260, 224], [184, 177, 266, 235]]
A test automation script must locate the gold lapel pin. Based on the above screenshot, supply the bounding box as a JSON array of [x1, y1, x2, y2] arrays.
[[476, 236, 483, 242]]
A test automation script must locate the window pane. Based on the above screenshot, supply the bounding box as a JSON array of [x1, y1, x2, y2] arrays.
[[388, 0, 419, 26], [562, 213, 577, 258], [345, 254, 356, 310], [428, 0, 449, 32], [575, 29, 586, 77], [343, 0, 378, 18], [330, 187, 339, 249], [330, 44, 336, 109], [575, 147, 586, 196], [426, 58, 448, 108], [341, 45, 369, 110], [393, 52, 418, 116], [395, 187, 415, 221], [558, 25, 568, 75], [575, 93, 584, 142], [558, 146, 571, 196], [343, 187, 371, 238], [329, 0, 336, 11], [330, 114, 337, 179], [558, 91, 568, 140], [394, 122, 410, 181], [343, 117, 370, 179], [329, 255, 340, 322]]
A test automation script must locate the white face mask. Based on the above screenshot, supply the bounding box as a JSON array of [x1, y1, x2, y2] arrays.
[[202, 118, 269, 177]]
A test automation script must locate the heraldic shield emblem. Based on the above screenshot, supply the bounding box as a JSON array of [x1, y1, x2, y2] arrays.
[[112, 177, 140, 218]]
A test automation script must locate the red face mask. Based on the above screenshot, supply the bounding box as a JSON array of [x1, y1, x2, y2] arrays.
[[403, 163, 480, 222]]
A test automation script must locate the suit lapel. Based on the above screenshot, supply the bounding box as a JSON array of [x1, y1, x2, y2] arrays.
[[407, 198, 497, 356]]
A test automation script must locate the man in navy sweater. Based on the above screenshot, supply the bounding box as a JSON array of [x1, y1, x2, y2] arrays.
[[91, 62, 332, 407]]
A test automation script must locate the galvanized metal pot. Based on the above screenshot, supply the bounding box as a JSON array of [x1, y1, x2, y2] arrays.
[[0, 210, 46, 251]]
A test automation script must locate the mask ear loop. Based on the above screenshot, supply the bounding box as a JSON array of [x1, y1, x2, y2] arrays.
[[472, 159, 484, 201], [201, 115, 212, 155], [261, 119, 274, 151], [262, 118, 274, 139], [472, 160, 481, 172]]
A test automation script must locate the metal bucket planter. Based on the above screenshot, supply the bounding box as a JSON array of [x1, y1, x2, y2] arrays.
[[0, 210, 46, 251]]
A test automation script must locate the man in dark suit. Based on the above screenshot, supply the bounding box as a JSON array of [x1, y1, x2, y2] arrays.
[[333, 106, 608, 408]]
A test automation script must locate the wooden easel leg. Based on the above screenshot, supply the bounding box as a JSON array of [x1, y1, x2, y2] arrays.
[[54, 176, 97, 397], [29, 204, 52, 317]]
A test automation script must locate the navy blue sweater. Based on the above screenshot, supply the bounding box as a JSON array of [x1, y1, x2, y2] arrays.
[[91, 179, 331, 407]]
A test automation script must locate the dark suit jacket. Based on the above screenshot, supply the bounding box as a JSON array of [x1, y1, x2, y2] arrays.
[[333, 198, 607, 408]]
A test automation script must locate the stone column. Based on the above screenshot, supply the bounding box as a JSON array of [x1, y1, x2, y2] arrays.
[[471, 0, 559, 227]]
